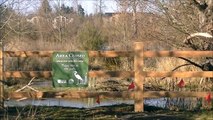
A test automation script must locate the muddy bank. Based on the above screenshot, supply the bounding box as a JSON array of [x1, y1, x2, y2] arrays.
[[0, 104, 212, 120]]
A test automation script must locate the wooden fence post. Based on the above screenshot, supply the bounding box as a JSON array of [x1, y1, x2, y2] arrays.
[[0, 50, 4, 109], [134, 42, 144, 112]]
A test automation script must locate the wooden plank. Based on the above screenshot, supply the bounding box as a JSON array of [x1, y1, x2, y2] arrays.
[[3, 71, 212, 78], [89, 71, 134, 78], [134, 42, 144, 112], [143, 91, 213, 98], [0, 50, 3, 108], [4, 71, 134, 78], [144, 51, 213, 58], [89, 51, 133, 57], [4, 51, 133, 58], [5, 91, 213, 100], [6, 91, 135, 99], [4, 71, 52, 78], [4, 51, 54, 57], [144, 71, 213, 77], [4, 50, 213, 58]]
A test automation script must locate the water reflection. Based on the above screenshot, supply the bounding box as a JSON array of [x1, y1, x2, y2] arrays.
[[4, 98, 169, 109], [144, 98, 167, 108], [5, 80, 205, 110], [4, 98, 135, 108]]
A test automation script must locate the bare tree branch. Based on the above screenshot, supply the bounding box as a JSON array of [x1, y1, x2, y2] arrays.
[[0, 0, 8, 6], [184, 32, 213, 43], [178, 57, 203, 69], [159, 63, 193, 80], [190, 0, 208, 11]]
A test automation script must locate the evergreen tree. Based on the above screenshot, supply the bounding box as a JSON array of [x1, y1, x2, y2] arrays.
[[39, 0, 52, 17], [77, 22, 106, 50], [61, 4, 73, 14], [77, 5, 84, 16]]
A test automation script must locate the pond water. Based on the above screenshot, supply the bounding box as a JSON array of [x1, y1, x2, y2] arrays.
[[4, 98, 167, 108], [4, 81, 168, 108], [4, 81, 201, 110]]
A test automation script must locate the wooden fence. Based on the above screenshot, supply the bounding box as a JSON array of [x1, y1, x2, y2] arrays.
[[0, 42, 213, 112]]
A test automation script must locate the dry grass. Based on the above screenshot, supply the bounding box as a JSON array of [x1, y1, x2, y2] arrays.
[[0, 105, 212, 120]]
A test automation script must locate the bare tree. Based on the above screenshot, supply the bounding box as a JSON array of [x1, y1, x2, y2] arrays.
[[190, 0, 213, 31], [152, 0, 213, 70], [116, 0, 140, 38]]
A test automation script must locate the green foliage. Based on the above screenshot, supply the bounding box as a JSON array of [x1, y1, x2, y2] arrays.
[[77, 22, 107, 50]]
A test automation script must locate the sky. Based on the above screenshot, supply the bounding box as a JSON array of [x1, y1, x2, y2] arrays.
[[1, 0, 118, 15], [80, 0, 118, 14]]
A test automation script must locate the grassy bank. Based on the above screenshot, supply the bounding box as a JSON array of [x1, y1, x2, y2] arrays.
[[0, 105, 213, 120]]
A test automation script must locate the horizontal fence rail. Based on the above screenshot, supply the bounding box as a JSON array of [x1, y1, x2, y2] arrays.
[[143, 51, 213, 57], [3, 71, 213, 78], [4, 51, 134, 57], [3, 71, 134, 79], [5, 91, 213, 100], [4, 51, 213, 58], [143, 71, 213, 77]]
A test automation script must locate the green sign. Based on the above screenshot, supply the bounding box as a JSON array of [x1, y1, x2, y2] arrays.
[[52, 52, 89, 87]]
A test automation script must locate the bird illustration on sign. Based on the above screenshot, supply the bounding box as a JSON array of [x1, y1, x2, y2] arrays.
[[74, 71, 84, 84]]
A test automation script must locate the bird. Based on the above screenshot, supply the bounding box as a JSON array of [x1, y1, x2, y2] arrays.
[[73, 71, 84, 84]]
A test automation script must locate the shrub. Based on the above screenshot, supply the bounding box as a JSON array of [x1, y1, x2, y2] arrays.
[[77, 22, 107, 50]]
